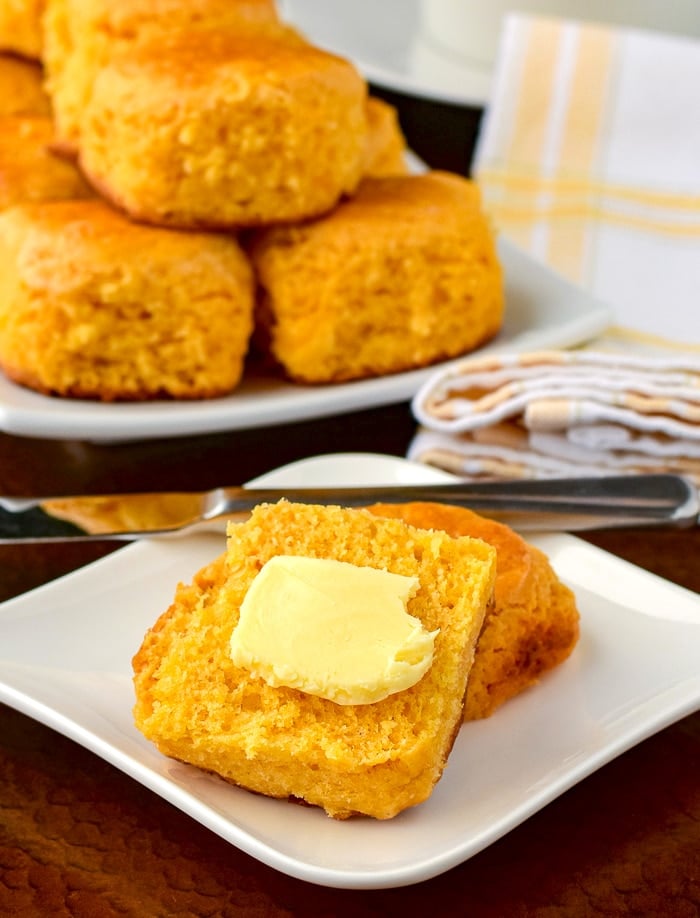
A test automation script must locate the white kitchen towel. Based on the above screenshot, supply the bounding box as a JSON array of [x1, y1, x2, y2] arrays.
[[473, 14, 700, 345]]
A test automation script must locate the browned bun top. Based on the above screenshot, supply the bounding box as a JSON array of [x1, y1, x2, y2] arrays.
[[106, 26, 353, 87]]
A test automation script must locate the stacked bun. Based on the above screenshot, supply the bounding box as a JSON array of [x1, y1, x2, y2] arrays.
[[0, 0, 503, 401], [42, 0, 284, 155], [78, 30, 368, 228], [0, 199, 254, 399], [250, 172, 504, 383]]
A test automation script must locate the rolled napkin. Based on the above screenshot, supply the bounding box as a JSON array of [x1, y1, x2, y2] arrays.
[[409, 350, 700, 485]]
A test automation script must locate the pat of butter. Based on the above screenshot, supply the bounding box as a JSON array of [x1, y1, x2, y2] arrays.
[[230, 555, 438, 705]]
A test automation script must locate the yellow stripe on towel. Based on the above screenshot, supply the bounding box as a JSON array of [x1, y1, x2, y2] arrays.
[[548, 23, 614, 281]]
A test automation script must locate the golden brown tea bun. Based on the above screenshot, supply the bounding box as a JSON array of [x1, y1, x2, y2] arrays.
[[0, 116, 93, 210], [249, 171, 504, 383], [0, 0, 44, 59], [0, 54, 51, 116], [77, 30, 368, 228], [0, 199, 255, 400], [366, 502, 580, 720], [133, 501, 497, 819], [43, 0, 285, 155]]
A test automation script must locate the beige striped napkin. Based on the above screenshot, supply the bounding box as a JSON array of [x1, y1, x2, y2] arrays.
[[410, 349, 700, 485], [409, 15, 700, 485]]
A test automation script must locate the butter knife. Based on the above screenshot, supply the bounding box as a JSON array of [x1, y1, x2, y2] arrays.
[[0, 474, 697, 542]]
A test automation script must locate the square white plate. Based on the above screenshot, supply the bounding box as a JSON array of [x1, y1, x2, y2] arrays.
[[0, 240, 609, 442], [2, 453, 697, 890]]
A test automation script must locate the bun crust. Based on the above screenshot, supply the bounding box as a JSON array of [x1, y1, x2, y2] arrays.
[[363, 96, 409, 178], [0, 117, 93, 210], [0, 0, 44, 59], [0, 55, 51, 116]]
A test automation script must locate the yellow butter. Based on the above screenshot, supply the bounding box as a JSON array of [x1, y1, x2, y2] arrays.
[[229, 555, 438, 705]]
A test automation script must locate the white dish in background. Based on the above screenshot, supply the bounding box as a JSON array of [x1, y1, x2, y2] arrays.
[[1, 452, 698, 890], [282, 0, 494, 106], [282, 0, 700, 107], [0, 240, 609, 442]]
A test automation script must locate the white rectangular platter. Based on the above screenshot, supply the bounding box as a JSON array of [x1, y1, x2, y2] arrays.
[[0, 241, 609, 442]]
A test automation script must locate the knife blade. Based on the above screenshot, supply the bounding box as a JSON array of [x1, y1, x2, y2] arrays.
[[0, 474, 697, 542]]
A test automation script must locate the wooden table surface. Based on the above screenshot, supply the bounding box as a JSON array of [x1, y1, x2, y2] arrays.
[[1, 88, 698, 918]]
